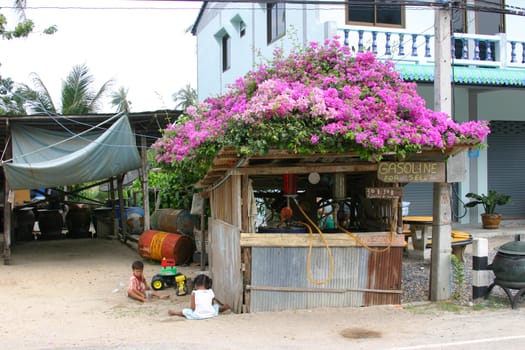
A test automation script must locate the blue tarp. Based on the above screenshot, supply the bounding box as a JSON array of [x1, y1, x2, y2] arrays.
[[3, 115, 142, 190]]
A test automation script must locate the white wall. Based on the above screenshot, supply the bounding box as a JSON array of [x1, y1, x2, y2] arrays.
[[195, 3, 525, 101], [477, 89, 525, 121], [194, 3, 324, 101]]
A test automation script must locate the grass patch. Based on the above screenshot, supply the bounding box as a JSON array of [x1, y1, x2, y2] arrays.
[[472, 296, 509, 310], [435, 301, 463, 313]]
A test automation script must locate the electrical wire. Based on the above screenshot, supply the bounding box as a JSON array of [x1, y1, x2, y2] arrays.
[[3, 0, 525, 17]]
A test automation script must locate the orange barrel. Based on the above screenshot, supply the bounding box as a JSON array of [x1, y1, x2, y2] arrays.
[[150, 209, 197, 235], [137, 230, 194, 264]]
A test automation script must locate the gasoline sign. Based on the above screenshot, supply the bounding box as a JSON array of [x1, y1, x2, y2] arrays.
[[377, 162, 445, 183]]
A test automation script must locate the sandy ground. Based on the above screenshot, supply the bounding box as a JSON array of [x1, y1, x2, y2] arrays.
[[1, 236, 524, 350]]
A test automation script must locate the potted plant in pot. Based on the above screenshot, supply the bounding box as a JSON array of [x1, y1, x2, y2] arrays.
[[464, 190, 511, 229]]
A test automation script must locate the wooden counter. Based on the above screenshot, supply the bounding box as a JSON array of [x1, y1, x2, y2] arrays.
[[240, 232, 405, 248]]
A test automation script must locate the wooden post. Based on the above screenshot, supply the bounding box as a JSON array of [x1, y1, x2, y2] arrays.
[[201, 195, 207, 271], [110, 177, 117, 236], [242, 247, 252, 313], [117, 174, 127, 242], [3, 119, 12, 265], [3, 176, 12, 265], [140, 136, 150, 231]]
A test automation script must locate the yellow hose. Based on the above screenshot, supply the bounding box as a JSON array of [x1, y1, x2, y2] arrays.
[[293, 198, 394, 285], [293, 199, 335, 286], [337, 224, 394, 253]]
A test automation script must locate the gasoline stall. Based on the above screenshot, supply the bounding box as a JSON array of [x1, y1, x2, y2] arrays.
[[196, 147, 469, 313]]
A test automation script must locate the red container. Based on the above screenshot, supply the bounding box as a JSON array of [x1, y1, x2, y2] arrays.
[[137, 230, 194, 264], [283, 174, 298, 195]]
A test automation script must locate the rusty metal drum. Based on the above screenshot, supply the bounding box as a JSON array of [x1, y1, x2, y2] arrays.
[[150, 209, 197, 235], [37, 209, 64, 239], [137, 230, 194, 264], [15, 207, 36, 241], [66, 204, 92, 238]]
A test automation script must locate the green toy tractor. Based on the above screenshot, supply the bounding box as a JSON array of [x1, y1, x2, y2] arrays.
[[150, 258, 188, 296]]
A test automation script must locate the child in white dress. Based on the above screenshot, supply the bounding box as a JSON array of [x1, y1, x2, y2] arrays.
[[168, 274, 229, 319]]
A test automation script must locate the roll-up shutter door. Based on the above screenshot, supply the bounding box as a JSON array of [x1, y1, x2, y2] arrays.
[[487, 121, 525, 218], [402, 183, 433, 216], [402, 183, 460, 220]]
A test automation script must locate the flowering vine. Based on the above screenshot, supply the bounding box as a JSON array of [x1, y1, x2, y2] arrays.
[[154, 39, 490, 183]]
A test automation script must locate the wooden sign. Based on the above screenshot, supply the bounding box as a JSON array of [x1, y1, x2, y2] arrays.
[[366, 187, 402, 199], [377, 162, 445, 183]]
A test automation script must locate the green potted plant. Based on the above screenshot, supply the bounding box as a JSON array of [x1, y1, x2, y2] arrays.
[[464, 190, 511, 229]]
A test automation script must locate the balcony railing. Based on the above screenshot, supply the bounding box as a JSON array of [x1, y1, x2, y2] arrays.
[[338, 26, 525, 69]]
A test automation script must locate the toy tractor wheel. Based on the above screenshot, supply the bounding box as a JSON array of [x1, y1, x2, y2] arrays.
[[151, 275, 165, 291]]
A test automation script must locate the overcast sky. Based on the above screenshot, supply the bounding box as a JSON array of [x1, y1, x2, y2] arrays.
[[0, 0, 201, 113]]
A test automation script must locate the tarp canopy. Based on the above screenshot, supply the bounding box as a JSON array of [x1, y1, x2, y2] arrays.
[[3, 115, 142, 190]]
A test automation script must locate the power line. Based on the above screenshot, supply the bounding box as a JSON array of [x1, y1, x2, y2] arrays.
[[3, 0, 525, 17]]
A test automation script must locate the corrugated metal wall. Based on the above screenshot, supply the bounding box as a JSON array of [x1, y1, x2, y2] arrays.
[[365, 247, 402, 305], [249, 246, 402, 312]]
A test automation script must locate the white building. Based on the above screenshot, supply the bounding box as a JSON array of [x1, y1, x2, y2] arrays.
[[192, 1, 525, 224]]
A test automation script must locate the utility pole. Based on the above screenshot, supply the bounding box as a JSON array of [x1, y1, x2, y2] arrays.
[[431, 3, 453, 301]]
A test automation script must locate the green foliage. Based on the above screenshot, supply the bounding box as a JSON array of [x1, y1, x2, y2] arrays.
[[0, 15, 32, 39], [43, 25, 58, 35], [464, 190, 511, 214], [0, 77, 26, 115], [130, 150, 204, 211], [450, 254, 464, 301], [1, 4, 55, 40]]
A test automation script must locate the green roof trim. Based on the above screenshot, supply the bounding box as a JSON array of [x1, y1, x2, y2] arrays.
[[395, 63, 525, 86]]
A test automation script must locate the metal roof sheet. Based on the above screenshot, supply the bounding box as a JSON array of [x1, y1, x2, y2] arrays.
[[395, 64, 525, 87]]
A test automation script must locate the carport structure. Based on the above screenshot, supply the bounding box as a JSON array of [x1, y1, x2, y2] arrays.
[[0, 110, 180, 264]]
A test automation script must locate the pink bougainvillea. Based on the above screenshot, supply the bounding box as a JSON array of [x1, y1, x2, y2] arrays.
[[154, 38, 489, 171]]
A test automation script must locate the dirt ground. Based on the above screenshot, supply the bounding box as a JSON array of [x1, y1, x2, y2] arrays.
[[1, 236, 524, 350]]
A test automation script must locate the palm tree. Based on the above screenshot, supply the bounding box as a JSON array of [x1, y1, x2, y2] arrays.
[[172, 84, 197, 111], [110, 86, 132, 114], [18, 63, 113, 115]]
